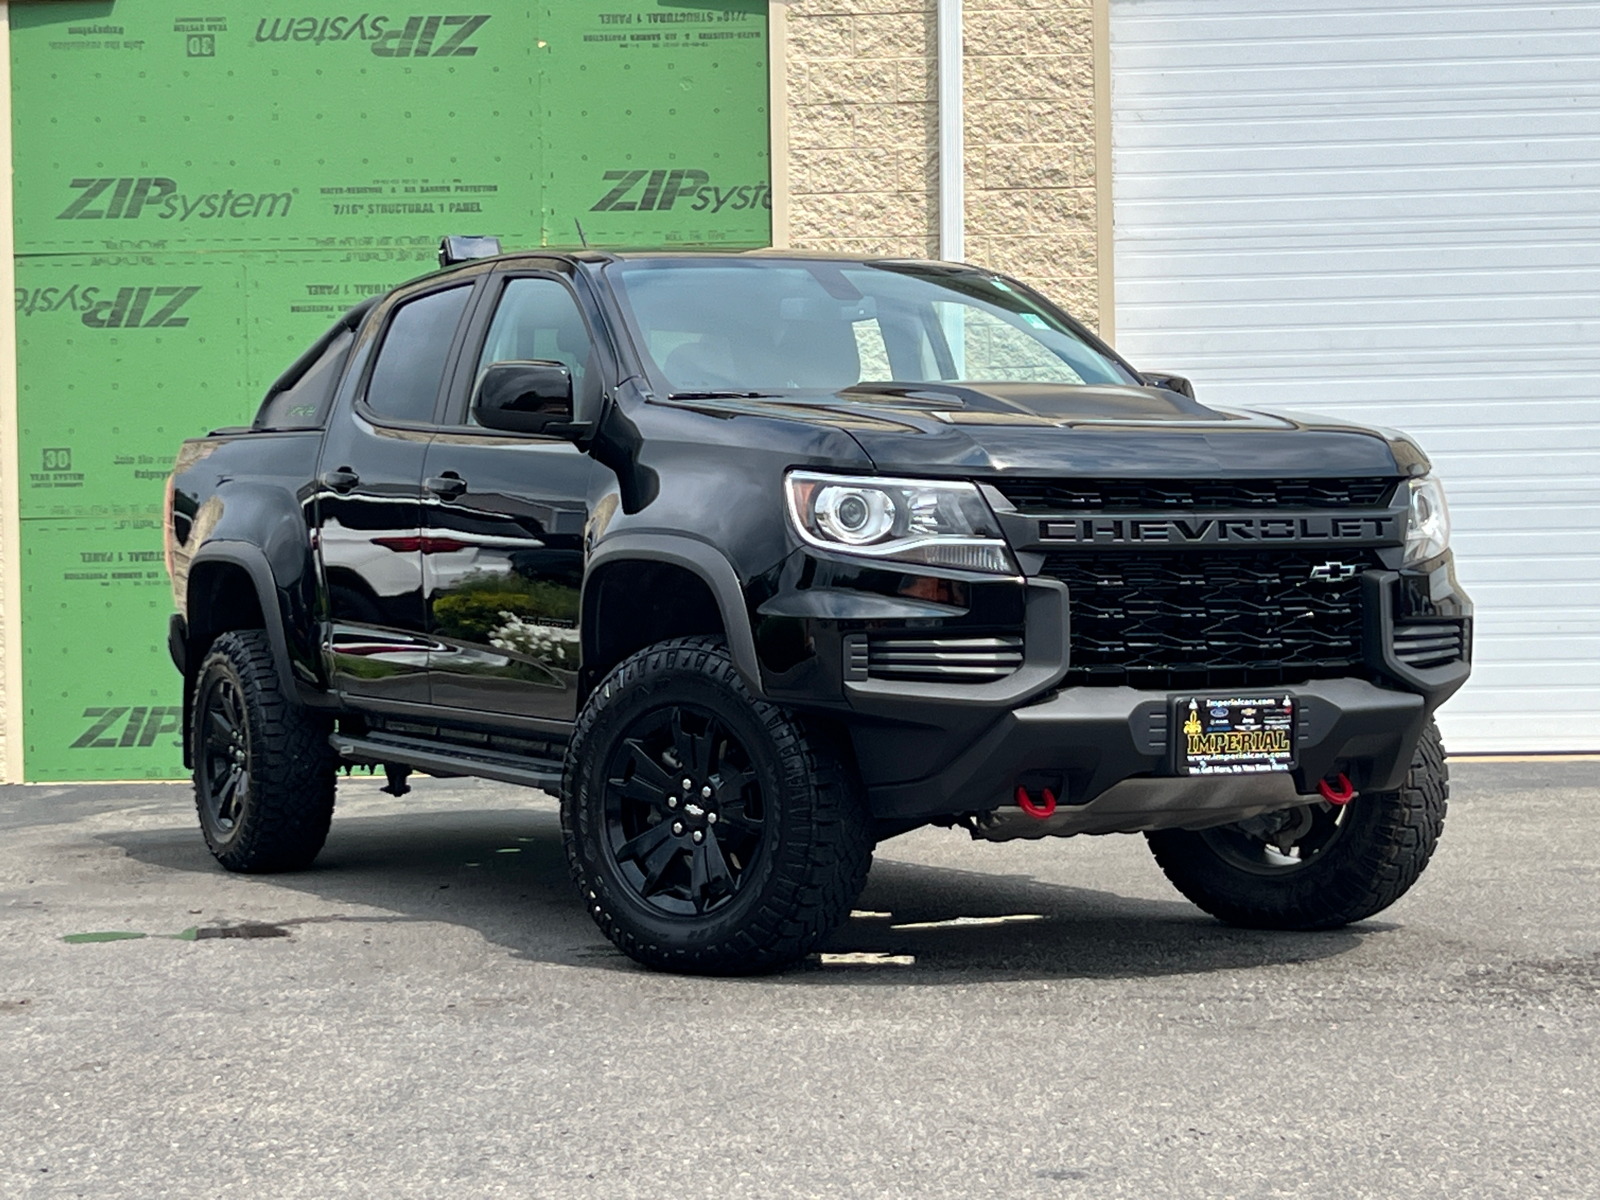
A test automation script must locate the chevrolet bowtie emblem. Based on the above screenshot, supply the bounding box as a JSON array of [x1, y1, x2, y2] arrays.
[[1309, 561, 1360, 583]]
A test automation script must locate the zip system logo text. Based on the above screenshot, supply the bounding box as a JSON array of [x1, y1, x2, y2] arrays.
[[590, 169, 772, 214], [15, 285, 199, 328], [57, 177, 293, 222], [82, 287, 201, 329], [254, 14, 489, 57]]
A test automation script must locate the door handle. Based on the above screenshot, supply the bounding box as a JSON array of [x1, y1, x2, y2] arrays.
[[425, 473, 468, 499], [321, 467, 360, 494]]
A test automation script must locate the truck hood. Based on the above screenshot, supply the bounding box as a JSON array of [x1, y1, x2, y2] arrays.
[[659, 382, 1425, 477]]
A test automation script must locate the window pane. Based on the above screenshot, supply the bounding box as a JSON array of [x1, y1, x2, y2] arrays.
[[365, 285, 472, 422], [477, 279, 591, 378], [611, 260, 1132, 394], [853, 320, 893, 382], [255, 327, 352, 430], [934, 303, 1086, 384], [471, 278, 594, 425]]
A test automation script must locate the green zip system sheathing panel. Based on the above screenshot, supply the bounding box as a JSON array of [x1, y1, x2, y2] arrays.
[[12, 2, 771, 779]]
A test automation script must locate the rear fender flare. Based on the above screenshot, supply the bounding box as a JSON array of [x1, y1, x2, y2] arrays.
[[187, 540, 299, 692]]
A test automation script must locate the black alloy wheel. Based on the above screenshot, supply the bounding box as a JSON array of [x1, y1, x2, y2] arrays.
[[190, 630, 337, 873], [197, 672, 253, 840], [1197, 800, 1350, 876], [603, 704, 767, 917], [563, 636, 873, 975]]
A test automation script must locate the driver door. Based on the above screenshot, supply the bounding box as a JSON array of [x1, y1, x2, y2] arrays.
[[421, 270, 602, 724]]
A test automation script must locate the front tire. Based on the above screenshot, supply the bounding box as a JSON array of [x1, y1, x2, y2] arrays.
[[192, 630, 337, 872], [1147, 720, 1448, 930], [562, 637, 873, 975]]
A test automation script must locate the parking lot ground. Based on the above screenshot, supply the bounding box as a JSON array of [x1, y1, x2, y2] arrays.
[[1, 759, 1596, 1198]]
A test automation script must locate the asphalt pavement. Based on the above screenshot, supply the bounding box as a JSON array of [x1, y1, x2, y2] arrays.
[[1, 759, 1596, 1198]]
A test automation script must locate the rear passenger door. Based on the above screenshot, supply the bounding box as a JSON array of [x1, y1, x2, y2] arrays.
[[316, 279, 479, 705], [421, 268, 603, 725]]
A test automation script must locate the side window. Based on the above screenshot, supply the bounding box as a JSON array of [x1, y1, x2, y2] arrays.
[[471, 278, 595, 423], [254, 327, 353, 430], [364, 284, 473, 423]]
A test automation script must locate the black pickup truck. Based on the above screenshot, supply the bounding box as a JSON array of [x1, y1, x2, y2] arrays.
[[164, 241, 1471, 973]]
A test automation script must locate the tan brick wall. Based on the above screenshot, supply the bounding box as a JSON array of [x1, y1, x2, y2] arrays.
[[782, 0, 1101, 331]]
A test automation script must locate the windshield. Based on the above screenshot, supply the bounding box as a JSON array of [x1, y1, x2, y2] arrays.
[[608, 259, 1136, 395]]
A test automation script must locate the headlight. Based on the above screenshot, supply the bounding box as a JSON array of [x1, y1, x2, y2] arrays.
[[1404, 475, 1451, 566], [785, 471, 1019, 574]]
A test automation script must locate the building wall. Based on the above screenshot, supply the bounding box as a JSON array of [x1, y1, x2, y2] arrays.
[[782, 0, 1103, 331]]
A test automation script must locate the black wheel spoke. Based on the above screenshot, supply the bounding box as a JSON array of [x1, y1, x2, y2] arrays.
[[712, 765, 755, 803], [716, 801, 762, 835], [638, 836, 682, 898], [668, 708, 700, 776], [696, 719, 720, 777], [216, 767, 243, 822], [700, 832, 733, 894], [621, 739, 673, 791], [611, 772, 669, 810], [207, 707, 235, 741], [617, 819, 676, 865]]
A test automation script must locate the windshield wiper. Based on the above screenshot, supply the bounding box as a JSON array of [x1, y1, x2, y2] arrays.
[[667, 390, 780, 400]]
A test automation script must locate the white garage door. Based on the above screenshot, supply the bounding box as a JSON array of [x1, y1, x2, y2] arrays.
[[1110, 0, 1600, 752]]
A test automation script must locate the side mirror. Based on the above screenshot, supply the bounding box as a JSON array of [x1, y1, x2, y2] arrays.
[[1141, 371, 1195, 400], [473, 360, 576, 435]]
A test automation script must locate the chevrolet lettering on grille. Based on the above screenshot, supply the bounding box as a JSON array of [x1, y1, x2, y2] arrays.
[[1037, 514, 1399, 545]]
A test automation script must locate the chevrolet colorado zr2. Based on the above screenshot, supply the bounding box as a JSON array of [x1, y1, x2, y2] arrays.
[[163, 241, 1471, 973]]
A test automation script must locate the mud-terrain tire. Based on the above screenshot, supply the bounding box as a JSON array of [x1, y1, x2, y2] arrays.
[[1147, 720, 1448, 930], [191, 630, 337, 872], [562, 636, 873, 975]]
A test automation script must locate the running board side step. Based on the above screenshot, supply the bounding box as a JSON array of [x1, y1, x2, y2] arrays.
[[329, 733, 563, 791]]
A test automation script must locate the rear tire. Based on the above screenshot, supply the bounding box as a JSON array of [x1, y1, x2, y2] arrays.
[[192, 630, 337, 872], [1147, 720, 1448, 930], [562, 637, 873, 975]]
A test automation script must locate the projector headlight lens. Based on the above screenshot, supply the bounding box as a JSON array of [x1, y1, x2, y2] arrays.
[[785, 471, 1019, 575]]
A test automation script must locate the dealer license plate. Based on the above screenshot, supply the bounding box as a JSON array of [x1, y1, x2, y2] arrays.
[[1177, 694, 1296, 775]]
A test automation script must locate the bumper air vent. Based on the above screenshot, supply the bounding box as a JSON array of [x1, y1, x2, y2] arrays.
[[1392, 621, 1467, 669], [993, 477, 1400, 514], [855, 634, 1024, 683]]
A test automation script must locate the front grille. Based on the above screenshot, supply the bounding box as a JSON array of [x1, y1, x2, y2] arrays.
[[865, 634, 1024, 683], [995, 477, 1400, 514], [1392, 621, 1466, 669], [1045, 549, 1372, 688]]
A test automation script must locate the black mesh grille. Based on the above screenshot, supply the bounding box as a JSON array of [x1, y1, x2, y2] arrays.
[[996, 477, 1400, 514], [1045, 549, 1374, 688]]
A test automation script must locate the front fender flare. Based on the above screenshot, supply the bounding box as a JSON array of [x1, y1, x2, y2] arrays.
[[585, 533, 764, 697]]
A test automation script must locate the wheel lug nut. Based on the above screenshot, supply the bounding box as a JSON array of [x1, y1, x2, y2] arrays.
[[672, 822, 684, 835], [667, 796, 678, 808], [692, 830, 704, 843], [681, 778, 692, 790], [701, 785, 712, 798], [707, 812, 718, 824]]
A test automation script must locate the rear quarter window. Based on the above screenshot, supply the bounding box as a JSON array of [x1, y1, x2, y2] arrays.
[[254, 327, 354, 430]]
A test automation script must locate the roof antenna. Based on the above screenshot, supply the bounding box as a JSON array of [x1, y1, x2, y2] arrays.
[[574, 218, 589, 249]]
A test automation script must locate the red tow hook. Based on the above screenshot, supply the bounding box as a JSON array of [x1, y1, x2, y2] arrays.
[[1317, 772, 1355, 806], [1016, 785, 1058, 819]]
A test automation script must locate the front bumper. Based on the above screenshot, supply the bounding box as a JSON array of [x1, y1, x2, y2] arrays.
[[864, 675, 1435, 826], [754, 544, 1469, 829]]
